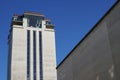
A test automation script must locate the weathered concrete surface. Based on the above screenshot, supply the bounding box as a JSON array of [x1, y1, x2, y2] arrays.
[[57, 1, 120, 80]]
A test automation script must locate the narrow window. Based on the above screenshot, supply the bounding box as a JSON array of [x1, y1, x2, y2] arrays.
[[39, 31, 43, 80], [33, 31, 37, 80], [27, 30, 30, 80]]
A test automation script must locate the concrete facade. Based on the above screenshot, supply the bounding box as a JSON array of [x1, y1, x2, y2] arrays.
[[57, 1, 120, 80], [8, 12, 57, 80]]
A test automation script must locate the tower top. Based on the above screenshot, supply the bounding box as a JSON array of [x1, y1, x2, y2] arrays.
[[11, 11, 54, 29]]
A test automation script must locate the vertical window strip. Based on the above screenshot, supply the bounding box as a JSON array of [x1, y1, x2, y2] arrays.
[[39, 31, 43, 80], [33, 31, 37, 80], [27, 30, 30, 80]]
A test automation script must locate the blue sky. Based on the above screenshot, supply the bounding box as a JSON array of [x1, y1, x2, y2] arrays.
[[0, 0, 116, 80]]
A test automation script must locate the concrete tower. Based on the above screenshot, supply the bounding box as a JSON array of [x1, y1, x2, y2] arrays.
[[7, 12, 57, 80]]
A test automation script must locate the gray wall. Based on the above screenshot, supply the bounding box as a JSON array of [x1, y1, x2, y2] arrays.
[[57, 1, 120, 80]]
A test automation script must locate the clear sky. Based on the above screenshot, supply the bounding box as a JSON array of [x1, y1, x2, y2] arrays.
[[0, 0, 116, 80]]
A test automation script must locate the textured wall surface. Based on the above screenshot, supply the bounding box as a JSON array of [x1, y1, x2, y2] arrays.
[[57, 1, 120, 80], [10, 26, 27, 80]]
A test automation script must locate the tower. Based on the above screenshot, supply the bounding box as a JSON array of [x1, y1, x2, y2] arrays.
[[7, 12, 57, 80]]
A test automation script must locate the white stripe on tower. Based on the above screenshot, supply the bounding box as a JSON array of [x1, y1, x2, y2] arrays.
[[30, 30, 33, 80], [36, 30, 40, 80]]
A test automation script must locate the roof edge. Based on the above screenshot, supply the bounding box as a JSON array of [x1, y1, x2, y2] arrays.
[[24, 11, 44, 16]]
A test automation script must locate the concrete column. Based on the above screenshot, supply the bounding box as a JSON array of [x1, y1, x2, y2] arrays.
[[30, 30, 33, 80], [36, 30, 40, 80], [23, 18, 27, 27]]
